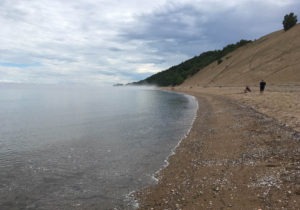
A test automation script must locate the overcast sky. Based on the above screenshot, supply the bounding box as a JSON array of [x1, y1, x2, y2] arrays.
[[0, 0, 299, 85]]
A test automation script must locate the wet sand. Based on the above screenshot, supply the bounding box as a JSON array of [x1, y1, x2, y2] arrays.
[[135, 86, 300, 209]]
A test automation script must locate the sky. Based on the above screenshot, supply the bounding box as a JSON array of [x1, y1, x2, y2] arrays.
[[0, 0, 299, 85]]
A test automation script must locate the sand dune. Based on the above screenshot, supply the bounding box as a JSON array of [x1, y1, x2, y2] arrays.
[[181, 24, 300, 87]]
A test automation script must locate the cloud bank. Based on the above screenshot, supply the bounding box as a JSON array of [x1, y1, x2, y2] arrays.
[[0, 0, 299, 85]]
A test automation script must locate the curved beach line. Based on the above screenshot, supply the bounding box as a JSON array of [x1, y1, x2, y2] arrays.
[[151, 92, 199, 182], [124, 91, 199, 209]]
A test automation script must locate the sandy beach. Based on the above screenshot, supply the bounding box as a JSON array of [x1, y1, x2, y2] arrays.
[[135, 86, 300, 209], [135, 25, 300, 209]]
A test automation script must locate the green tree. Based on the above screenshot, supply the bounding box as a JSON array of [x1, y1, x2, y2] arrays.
[[283, 12, 298, 31], [131, 39, 252, 87]]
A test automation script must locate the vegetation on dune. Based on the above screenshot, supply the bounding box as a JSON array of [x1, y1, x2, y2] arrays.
[[283, 12, 298, 31], [132, 39, 252, 87]]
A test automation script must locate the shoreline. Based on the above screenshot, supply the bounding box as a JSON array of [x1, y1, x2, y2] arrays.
[[127, 90, 199, 209], [135, 87, 300, 209], [152, 92, 199, 179]]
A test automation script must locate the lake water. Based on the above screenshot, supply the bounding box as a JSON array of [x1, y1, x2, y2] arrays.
[[0, 84, 197, 209]]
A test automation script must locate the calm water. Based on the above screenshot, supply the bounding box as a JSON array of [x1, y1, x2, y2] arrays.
[[0, 84, 197, 210]]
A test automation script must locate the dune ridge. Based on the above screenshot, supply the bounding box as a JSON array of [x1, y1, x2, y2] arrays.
[[181, 24, 300, 86]]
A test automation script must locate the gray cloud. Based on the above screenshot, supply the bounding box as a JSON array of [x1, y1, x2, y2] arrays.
[[0, 0, 299, 85], [122, 0, 300, 55]]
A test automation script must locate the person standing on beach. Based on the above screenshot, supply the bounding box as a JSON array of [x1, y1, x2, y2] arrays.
[[259, 80, 266, 93]]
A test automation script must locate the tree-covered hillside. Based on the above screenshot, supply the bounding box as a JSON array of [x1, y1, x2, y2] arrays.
[[132, 39, 252, 87]]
